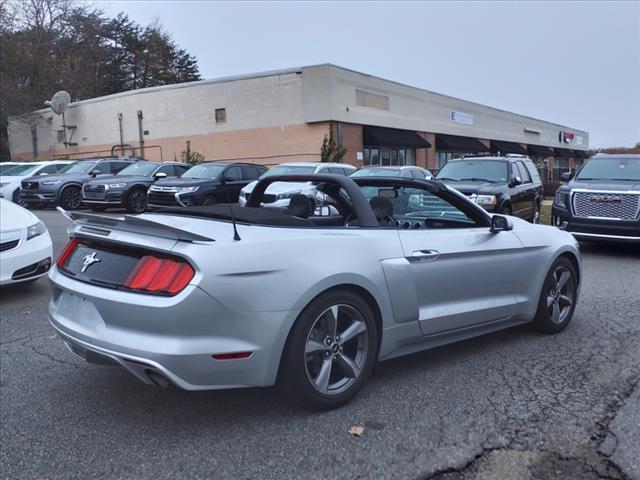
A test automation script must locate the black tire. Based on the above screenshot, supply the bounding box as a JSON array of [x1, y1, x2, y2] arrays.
[[279, 289, 378, 410], [532, 257, 578, 334], [59, 186, 82, 210], [200, 195, 216, 206], [125, 188, 148, 213], [89, 205, 106, 212]]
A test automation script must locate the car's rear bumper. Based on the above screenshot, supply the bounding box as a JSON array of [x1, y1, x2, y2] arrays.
[[47, 267, 295, 390], [552, 206, 640, 243]]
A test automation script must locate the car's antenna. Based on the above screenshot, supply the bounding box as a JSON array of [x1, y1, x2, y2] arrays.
[[222, 168, 241, 241]]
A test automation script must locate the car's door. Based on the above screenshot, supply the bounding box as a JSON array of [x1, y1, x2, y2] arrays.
[[394, 186, 525, 336], [220, 165, 245, 201], [512, 161, 534, 219]]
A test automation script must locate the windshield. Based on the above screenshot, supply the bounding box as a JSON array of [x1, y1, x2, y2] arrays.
[[58, 161, 97, 175], [117, 162, 157, 176], [261, 165, 317, 178], [576, 157, 640, 181], [2, 164, 41, 176], [351, 168, 402, 177], [437, 160, 508, 183], [182, 163, 225, 179]]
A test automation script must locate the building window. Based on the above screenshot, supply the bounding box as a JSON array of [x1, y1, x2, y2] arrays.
[[215, 108, 226, 124], [363, 147, 415, 166], [436, 151, 466, 169]]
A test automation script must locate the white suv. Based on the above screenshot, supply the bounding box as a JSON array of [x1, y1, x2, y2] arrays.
[[238, 162, 356, 207]]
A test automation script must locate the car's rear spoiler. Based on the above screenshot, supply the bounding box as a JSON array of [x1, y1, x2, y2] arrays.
[[57, 207, 215, 243]]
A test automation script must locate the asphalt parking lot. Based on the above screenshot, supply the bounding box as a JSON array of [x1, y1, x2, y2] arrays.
[[1, 209, 639, 480]]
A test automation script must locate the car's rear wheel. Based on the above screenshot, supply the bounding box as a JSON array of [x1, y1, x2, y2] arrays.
[[60, 186, 82, 210], [125, 188, 147, 213], [280, 289, 378, 410], [533, 257, 578, 333], [200, 195, 216, 206]]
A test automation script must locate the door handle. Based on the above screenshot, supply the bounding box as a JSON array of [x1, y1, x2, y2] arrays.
[[409, 249, 440, 261]]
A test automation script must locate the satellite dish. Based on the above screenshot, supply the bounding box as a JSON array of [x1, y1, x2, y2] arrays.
[[45, 91, 71, 115]]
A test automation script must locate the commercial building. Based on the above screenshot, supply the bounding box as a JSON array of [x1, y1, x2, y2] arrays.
[[7, 64, 589, 179]]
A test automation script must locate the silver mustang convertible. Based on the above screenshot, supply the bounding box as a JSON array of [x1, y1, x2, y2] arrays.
[[49, 174, 581, 409]]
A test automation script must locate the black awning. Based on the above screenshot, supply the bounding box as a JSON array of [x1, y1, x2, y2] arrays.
[[573, 149, 589, 158], [527, 144, 554, 156], [554, 147, 575, 157], [490, 140, 528, 155], [363, 125, 431, 148], [436, 134, 489, 152]]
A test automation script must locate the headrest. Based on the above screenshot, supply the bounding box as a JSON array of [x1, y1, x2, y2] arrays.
[[369, 196, 394, 220], [285, 194, 313, 219]]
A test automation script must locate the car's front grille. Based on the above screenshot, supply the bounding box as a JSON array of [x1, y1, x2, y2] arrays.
[[83, 184, 106, 200], [572, 191, 640, 220], [148, 192, 179, 206], [21, 181, 38, 189], [0, 239, 19, 252]]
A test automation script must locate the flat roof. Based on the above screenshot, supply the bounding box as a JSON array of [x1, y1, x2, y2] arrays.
[[14, 64, 586, 134]]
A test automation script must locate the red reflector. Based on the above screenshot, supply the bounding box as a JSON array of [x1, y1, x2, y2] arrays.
[[124, 255, 194, 295], [56, 238, 81, 267], [212, 352, 253, 360]]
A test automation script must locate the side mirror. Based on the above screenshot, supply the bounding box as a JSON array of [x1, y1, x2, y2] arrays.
[[509, 176, 522, 187], [154, 172, 167, 180], [89, 169, 101, 177], [39, 172, 48, 176], [490, 215, 513, 233], [560, 172, 573, 182]]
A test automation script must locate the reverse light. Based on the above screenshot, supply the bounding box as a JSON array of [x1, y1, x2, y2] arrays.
[[123, 255, 194, 294]]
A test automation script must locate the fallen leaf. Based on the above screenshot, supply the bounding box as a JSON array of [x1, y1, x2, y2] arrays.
[[348, 426, 364, 437]]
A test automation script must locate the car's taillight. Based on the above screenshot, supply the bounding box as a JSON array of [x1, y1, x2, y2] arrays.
[[123, 255, 194, 294], [56, 238, 81, 267]]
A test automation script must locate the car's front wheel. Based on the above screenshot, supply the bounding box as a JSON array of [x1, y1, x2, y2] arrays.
[[59, 186, 82, 210], [533, 257, 578, 333], [280, 289, 378, 410], [125, 188, 147, 213]]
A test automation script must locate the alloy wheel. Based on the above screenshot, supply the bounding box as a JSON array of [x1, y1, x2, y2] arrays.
[[546, 266, 575, 324], [304, 304, 369, 396], [130, 190, 147, 213], [65, 188, 82, 209]]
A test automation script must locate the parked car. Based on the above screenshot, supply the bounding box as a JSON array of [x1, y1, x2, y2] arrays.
[[436, 155, 543, 222], [20, 157, 138, 210], [50, 173, 580, 409], [351, 165, 432, 179], [0, 162, 24, 175], [0, 199, 52, 285], [238, 162, 357, 207], [82, 161, 190, 213], [148, 162, 266, 208], [0, 161, 71, 204], [552, 154, 640, 243]]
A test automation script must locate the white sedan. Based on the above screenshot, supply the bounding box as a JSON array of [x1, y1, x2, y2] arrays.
[[0, 161, 71, 203], [0, 199, 52, 285]]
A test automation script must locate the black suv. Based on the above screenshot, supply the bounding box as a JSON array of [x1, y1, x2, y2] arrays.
[[552, 154, 640, 243], [148, 162, 267, 208], [82, 161, 190, 213], [436, 155, 543, 222], [20, 157, 138, 210]]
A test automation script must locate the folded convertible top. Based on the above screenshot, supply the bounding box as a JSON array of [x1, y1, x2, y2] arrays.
[[156, 204, 314, 227]]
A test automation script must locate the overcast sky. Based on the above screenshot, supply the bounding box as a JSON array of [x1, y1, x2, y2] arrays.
[[93, 1, 639, 148]]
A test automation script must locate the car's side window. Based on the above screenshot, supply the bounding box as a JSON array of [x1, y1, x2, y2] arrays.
[[174, 165, 190, 176], [411, 169, 426, 179], [225, 166, 242, 181], [241, 165, 260, 180], [93, 162, 111, 175], [327, 167, 346, 175], [54, 163, 68, 172], [524, 161, 541, 184], [37, 164, 59, 175], [516, 161, 532, 183], [315, 166, 330, 174], [155, 164, 175, 176]]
